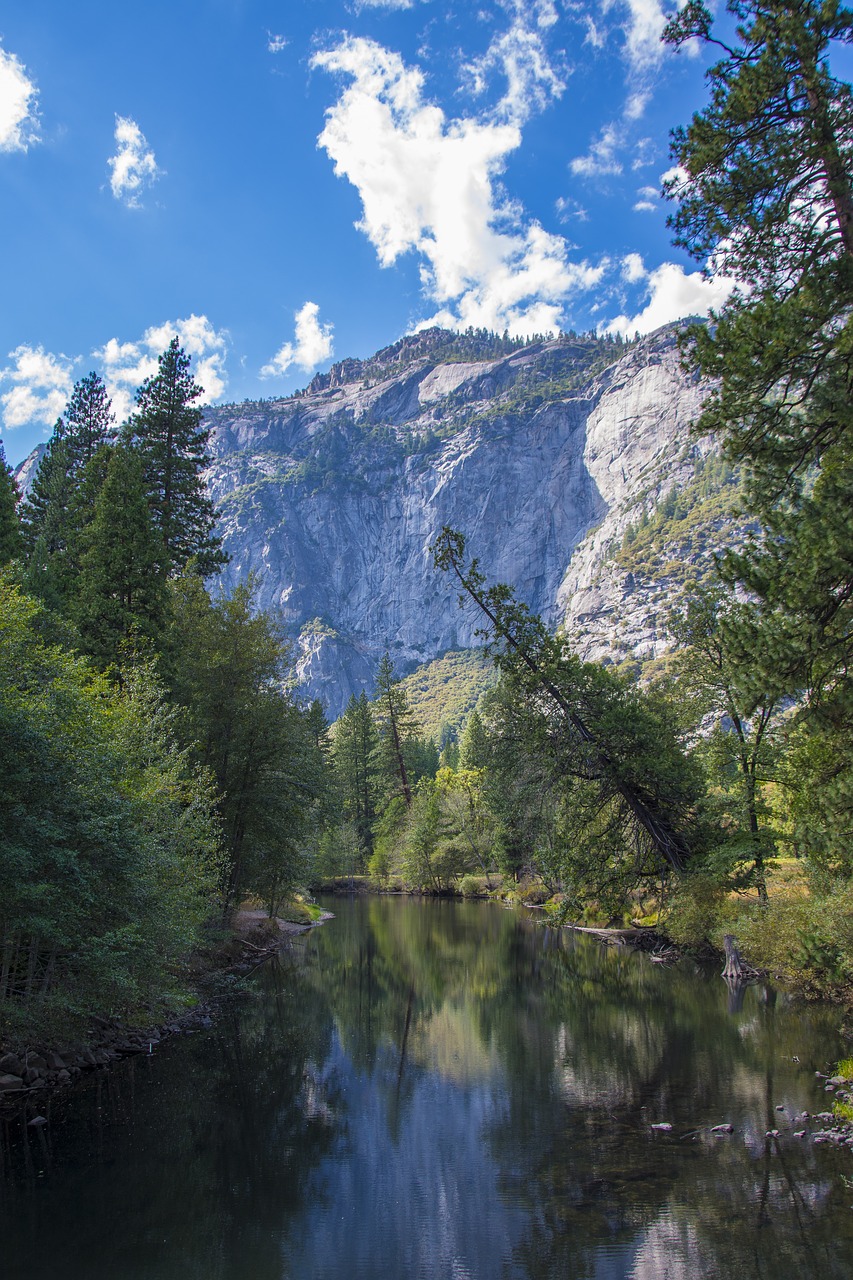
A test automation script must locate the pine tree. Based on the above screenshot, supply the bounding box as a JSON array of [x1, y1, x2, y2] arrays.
[[76, 445, 168, 668], [664, 0, 853, 493], [20, 421, 78, 608], [0, 443, 22, 565], [373, 652, 421, 808], [664, 0, 853, 853], [65, 371, 114, 473], [660, 0, 853, 865], [127, 337, 226, 577], [334, 692, 379, 858]]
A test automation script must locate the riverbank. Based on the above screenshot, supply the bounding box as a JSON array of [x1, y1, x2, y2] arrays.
[[0, 904, 333, 1115]]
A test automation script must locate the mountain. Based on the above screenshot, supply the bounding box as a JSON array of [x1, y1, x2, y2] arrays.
[[204, 324, 722, 719]]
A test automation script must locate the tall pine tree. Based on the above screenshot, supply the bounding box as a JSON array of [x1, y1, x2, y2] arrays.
[[76, 445, 168, 668], [0, 443, 21, 566], [65, 371, 114, 473], [127, 338, 226, 577]]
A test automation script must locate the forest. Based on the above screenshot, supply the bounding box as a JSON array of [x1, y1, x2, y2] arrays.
[[3, 0, 853, 1047]]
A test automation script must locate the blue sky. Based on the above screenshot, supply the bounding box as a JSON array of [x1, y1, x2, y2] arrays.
[[0, 0, 733, 466]]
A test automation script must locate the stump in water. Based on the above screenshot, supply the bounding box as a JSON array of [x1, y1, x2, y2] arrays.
[[722, 935, 746, 982]]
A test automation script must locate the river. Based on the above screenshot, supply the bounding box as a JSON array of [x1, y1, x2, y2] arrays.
[[2, 895, 853, 1278]]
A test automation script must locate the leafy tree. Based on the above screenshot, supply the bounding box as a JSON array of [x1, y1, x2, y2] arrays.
[[169, 575, 323, 909], [667, 587, 781, 902], [76, 444, 169, 669], [127, 338, 226, 577], [0, 579, 220, 1036], [432, 528, 707, 881], [0, 443, 21, 565]]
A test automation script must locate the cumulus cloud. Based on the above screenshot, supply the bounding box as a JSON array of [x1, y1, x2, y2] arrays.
[[107, 115, 162, 207], [267, 33, 288, 53], [261, 302, 334, 378], [570, 123, 622, 178], [463, 0, 565, 126], [0, 345, 75, 432], [314, 36, 601, 336], [633, 183, 658, 212], [603, 257, 736, 337], [96, 315, 228, 421], [0, 44, 39, 152]]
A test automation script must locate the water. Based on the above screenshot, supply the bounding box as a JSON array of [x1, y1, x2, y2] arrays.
[[2, 895, 853, 1279]]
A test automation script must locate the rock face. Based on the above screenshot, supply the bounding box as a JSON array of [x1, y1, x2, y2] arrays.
[[204, 325, 710, 719]]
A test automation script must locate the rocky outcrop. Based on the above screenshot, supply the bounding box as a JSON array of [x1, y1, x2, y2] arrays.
[[204, 325, 711, 718]]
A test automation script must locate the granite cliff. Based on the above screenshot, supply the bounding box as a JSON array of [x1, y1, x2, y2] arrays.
[[203, 324, 724, 718]]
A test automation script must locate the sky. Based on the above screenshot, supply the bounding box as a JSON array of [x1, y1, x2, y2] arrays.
[[0, 0, 736, 467]]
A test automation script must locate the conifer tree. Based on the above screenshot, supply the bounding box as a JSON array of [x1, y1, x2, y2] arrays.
[[664, 0, 853, 852], [76, 445, 168, 668], [0, 442, 22, 565], [127, 338, 226, 577], [373, 652, 421, 808], [334, 692, 379, 858], [65, 371, 114, 472], [20, 421, 77, 608]]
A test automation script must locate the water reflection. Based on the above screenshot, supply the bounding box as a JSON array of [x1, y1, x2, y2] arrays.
[[1, 896, 852, 1279]]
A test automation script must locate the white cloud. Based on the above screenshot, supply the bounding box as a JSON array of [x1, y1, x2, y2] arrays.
[[604, 258, 736, 337], [356, 0, 414, 8], [314, 36, 602, 335], [633, 185, 658, 212], [0, 44, 39, 152], [0, 345, 75, 431], [96, 315, 228, 421], [606, 0, 668, 73], [463, 0, 565, 126], [261, 302, 335, 378], [622, 252, 646, 283], [555, 195, 588, 222], [570, 123, 622, 178], [267, 33, 288, 53], [107, 115, 162, 207]]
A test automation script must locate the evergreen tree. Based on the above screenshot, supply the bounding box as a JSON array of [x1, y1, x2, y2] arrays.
[[665, 0, 853, 861], [334, 692, 379, 859], [373, 652, 421, 808], [0, 442, 22, 565], [127, 337, 226, 577], [65, 371, 114, 472], [20, 421, 77, 609], [76, 445, 168, 668], [168, 575, 322, 908]]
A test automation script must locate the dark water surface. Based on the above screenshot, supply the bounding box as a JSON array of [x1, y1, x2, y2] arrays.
[[2, 896, 853, 1279]]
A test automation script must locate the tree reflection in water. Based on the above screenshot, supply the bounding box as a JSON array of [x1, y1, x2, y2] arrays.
[[1, 897, 852, 1280]]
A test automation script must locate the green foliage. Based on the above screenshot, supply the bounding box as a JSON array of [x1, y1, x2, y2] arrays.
[[75, 444, 169, 669], [666, 0, 853, 879], [333, 692, 380, 860], [20, 424, 78, 609], [64, 371, 114, 472], [127, 337, 226, 577], [396, 649, 496, 747], [432, 528, 707, 880], [168, 575, 325, 911], [0, 443, 21, 566], [0, 579, 221, 1039]]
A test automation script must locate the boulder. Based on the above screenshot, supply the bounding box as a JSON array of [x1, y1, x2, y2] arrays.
[[0, 1073, 24, 1092]]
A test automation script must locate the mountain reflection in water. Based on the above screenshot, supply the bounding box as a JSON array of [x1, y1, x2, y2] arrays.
[[1, 895, 852, 1279]]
